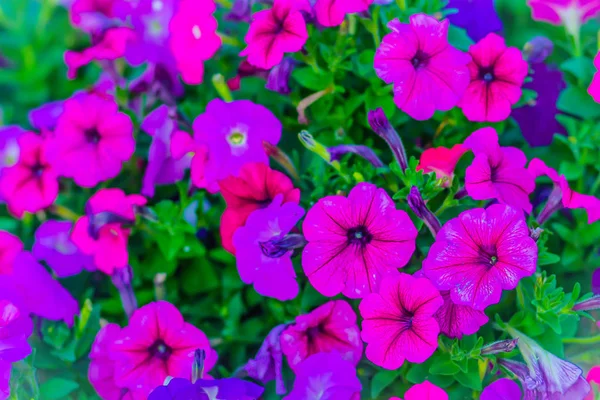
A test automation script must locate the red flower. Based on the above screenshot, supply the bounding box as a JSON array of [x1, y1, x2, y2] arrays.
[[218, 162, 300, 254]]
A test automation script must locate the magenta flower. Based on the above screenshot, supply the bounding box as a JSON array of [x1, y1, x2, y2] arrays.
[[390, 381, 448, 400], [141, 105, 192, 197], [284, 351, 362, 400], [416, 144, 466, 184], [435, 290, 488, 338], [71, 189, 146, 274], [529, 158, 600, 223], [280, 300, 363, 371], [33, 220, 95, 277], [527, 0, 600, 33], [0, 251, 80, 326], [360, 273, 442, 370], [590, 53, 600, 104], [64, 27, 135, 79], [241, 0, 309, 69], [190, 99, 282, 192], [49, 93, 134, 188], [244, 324, 287, 395], [314, 0, 374, 27], [110, 301, 217, 398], [0, 300, 33, 400], [233, 194, 304, 301], [168, 0, 221, 85], [459, 33, 528, 122], [302, 182, 417, 298], [0, 231, 22, 275], [69, 0, 116, 32], [374, 14, 471, 121], [0, 133, 59, 218], [89, 323, 133, 400], [423, 204, 538, 310], [463, 127, 535, 213], [480, 378, 522, 400]]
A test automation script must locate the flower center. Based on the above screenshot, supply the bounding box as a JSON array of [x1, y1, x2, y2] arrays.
[[31, 164, 45, 178], [411, 50, 429, 69], [347, 226, 372, 246], [152, 0, 163, 11], [149, 339, 172, 360], [192, 25, 202, 40], [227, 129, 247, 147], [478, 244, 499, 269], [84, 128, 101, 144], [480, 67, 495, 83]]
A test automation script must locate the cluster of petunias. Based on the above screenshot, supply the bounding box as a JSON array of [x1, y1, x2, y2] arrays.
[[4, 0, 600, 399]]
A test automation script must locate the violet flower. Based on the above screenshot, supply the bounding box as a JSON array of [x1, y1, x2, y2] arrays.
[[407, 186, 442, 237], [328, 144, 385, 168], [524, 36, 554, 63], [446, 0, 503, 42], [481, 339, 519, 356], [0, 300, 33, 400], [244, 324, 287, 395], [148, 377, 264, 400], [572, 295, 600, 311], [111, 265, 138, 318], [28, 101, 65, 132], [265, 58, 296, 94], [130, 63, 185, 107], [368, 108, 408, 171]]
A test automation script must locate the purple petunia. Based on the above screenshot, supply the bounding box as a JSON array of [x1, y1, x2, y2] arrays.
[[446, 0, 503, 42], [149, 377, 264, 400], [0, 300, 33, 400]]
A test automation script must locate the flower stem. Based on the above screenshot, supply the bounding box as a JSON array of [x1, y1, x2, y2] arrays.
[[212, 74, 234, 102], [562, 335, 600, 345]]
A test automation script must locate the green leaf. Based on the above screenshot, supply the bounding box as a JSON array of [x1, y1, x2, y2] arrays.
[[292, 67, 333, 91], [560, 57, 595, 82], [371, 369, 402, 398], [454, 360, 482, 391], [557, 86, 600, 120], [538, 252, 561, 266], [429, 359, 460, 375], [40, 378, 79, 400]]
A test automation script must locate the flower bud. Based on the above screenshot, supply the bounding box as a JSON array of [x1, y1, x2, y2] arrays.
[[407, 186, 441, 237], [368, 108, 408, 171]]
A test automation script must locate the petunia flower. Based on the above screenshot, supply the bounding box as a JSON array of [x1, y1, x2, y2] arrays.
[[64, 27, 135, 79], [458, 33, 529, 122], [585, 366, 600, 400], [313, 0, 374, 27], [328, 144, 385, 168], [28, 101, 65, 132], [503, 326, 591, 399], [168, 0, 221, 85], [241, 0, 309, 70], [284, 351, 362, 400], [233, 194, 304, 300], [374, 14, 471, 121], [113, 0, 177, 67], [527, 0, 600, 35], [280, 300, 363, 371], [523, 36, 554, 63], [513, 62, 566, 147], [188, 99, 282, 193], [417, 144, 466, 185], [89, 323, 134, 400], [49, 93, 135, 187], [32, 220, 95, 277], [148, 377, 264, 400], [71, 188, 146, 274], [588, 52, 600, 104], [129, 63, 184, 107], [446, 0, 503, 42], [140, 105, 192, 197], [302, 182, 417, 298], [0, 133, 59, 218], [0, 126, 24, 171], [0, 300, 33, 400], [435, 290, 489, 339], [110, 301, 218, 398], [463, 127, 535, 213], [244, 324, 287, 395], [219, 162, 300, 254], [480, 378, 522, 400], [390, 380, 448, 400], [422, 204, 538, 310], [360, 273, 443, 370], [0, 251, 80, 326], [528, 158, 600, 223], [0, 231, 22, 274], [69, 0, 117, 33]]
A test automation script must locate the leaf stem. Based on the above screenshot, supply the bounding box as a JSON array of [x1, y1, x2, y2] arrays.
[[562, 334, 600, 345]]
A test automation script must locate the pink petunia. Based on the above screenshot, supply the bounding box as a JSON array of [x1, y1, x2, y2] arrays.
[[0, 231, 22, 274], [463, 127, 535, 213], [169, 0, 221, 85], [527, 0, 600, 33], [241, 0, 309, 70], [49, 93, 135, 188], [374, 14, 471, 121], [314, 0, 374, 27], [302, 182, 417, 298], [110, 301, 218, 398], [70, 0, 116, 32], [64, 27, 135, 79], [280, 300, 363, 371], [89, 323, 133, 400], [390, 380, 449, 400], [529, 158, 600, 223], [459, 33, 529, 122], [0, 133, 59, 218], [585, 366, 600, 400], [220, 162, 300, 254], [422, 204, 538, 310], [416, 144, 466, 184], [71, 189, 146, 274], [360, 273, 443, 370], [233, 195, 304, 300]]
